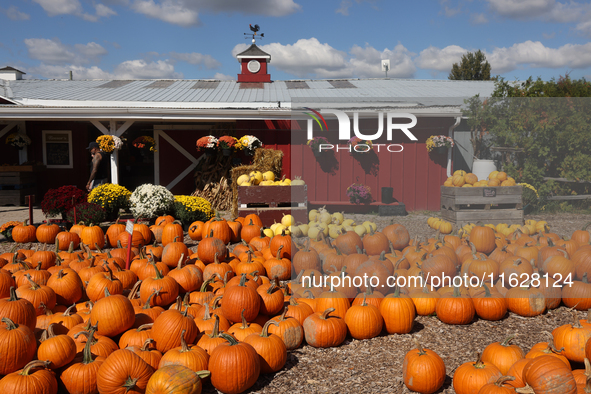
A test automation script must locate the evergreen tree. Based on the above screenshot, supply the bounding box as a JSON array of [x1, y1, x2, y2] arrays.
[[448, 50, 492, 81]]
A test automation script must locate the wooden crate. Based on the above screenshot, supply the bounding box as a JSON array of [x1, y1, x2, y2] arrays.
[[238, 185, 307, 227], [440, 185, 524, 227]]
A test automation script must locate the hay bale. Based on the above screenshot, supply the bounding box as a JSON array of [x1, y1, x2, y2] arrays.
[[230, 148, 284, 218]]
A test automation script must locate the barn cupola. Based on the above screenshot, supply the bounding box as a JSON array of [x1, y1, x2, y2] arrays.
[[237, 24, 271, 83]]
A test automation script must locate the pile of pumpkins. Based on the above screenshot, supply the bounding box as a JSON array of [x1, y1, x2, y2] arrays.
[[427, 217, 453, 234], [443, 170, 518, 187], [236, 171, 306, 187], [3, 211, 591, 393], [404, 326, 591, 394], [427, 218, 552, 238], [459, 219, 550, 238], [288, 206, 379, 240]]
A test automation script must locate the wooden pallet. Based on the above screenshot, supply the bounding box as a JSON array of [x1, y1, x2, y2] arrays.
[[238, 185, 308, 227], [440, 185, 524, 227]]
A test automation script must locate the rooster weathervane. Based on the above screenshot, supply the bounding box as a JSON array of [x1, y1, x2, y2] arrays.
[[245, 24, 264, 43]]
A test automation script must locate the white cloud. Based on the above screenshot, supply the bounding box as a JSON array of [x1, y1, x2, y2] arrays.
[[232, 38, 415, 79], [169, 52, 221, 69], [336, 0, 353, 15], [2, 6, 30, 20], [576, 20, 591, 36], [348, 43, 415, 78], [189, 0, 301, 17], [74, 42, 109, 62], [233, 38, 347, 78], [95, 3, 117, 17], [470, 13, 488, 24], [113, 59, 182, 79], [412, 41, 591, 76], [25, 38, 77, 64], [416, 45, 467, 72], [25, 38, 108, 65], [485, 0, 591, 28], [130, 0, 300, 27], [486, 40, 591, 73], [33, 0, 83, 16], [131, 0, 199, 27], [32, 0, 116, 21], [439, 0, 464, 17], [486, 0, 555, 18], [213, 73, 235, 80], [28, 58, 183, 80], [28, 64, 114, 79]]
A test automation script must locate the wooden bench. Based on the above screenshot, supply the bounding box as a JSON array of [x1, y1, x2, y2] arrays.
[[543, 177, 591, 201]]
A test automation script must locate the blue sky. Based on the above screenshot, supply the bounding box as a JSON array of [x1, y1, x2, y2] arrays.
[[1, 0, 591, 82]]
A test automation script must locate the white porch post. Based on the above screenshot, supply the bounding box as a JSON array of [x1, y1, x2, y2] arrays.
[[109, 120, 119, 184], [91, 119, 134, 185]]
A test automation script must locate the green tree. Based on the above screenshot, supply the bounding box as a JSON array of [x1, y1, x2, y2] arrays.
[[448, 50, 492, 81], [492, 74, 591, 97], [462, 75, 591, 204]]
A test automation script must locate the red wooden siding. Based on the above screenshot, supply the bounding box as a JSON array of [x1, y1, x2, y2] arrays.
[[289, 117, 453, 211]]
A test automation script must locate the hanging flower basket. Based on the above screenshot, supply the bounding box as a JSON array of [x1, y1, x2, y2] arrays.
[[426, 135, 454, 153], [349, 137, 373, 155]]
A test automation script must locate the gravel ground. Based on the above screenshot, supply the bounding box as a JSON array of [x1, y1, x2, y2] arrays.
[[1, 210, 591, 393]]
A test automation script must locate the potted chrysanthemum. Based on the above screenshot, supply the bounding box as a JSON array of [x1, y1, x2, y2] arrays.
[[218, 136, 237, 157], [196, 135, 219, 157], [129, 184, 175, 220]]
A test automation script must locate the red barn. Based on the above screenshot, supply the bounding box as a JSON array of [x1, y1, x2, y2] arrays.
[[0, 51, 495, 211]]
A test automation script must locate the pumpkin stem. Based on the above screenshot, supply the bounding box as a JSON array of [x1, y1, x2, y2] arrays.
[[149, 260, 164, 280], [18, 360, 51, 376], [275, 245, 284, 260], [209, 314, 220, 338], [266, 282, 278, 295], [320, 308, 335, 320], [219, 332, 239, 346], [140, 338, 154, 352], [25, 274, 40, 290], [176, 253, 185, 269], [278, 306, 288, 321], [8, 286, 20, 302], [412, 337, 427, 355], [202, 303, 211, 320], [144, 288, 161, 309], [64, 303, 77, 316], [260, 319, 279, 338], [494, 376, 516, 386], [515, 384, 535, 394], [199, 277, 216, 293], [122, 377, 140, 392], [473, 352, 486, 368], [239, 309, 249, 329], [82, 324, 98, 364], [0, 317, 17, 330], [45, 323, 57, 339], [500, 335, 517, 347], [128, 280, 142, 301], [177, 329, 190, 353], [238, 273, 248, 287]]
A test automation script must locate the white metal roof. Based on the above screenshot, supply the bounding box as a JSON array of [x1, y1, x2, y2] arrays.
[[0, 77, 497, 120]]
